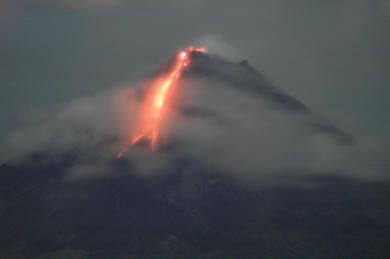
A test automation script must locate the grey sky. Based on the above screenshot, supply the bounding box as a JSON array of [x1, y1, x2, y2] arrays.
[[1, 0, 389, 140]]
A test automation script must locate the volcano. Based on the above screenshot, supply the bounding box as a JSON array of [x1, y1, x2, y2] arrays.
[[0, 51, 389, 259]]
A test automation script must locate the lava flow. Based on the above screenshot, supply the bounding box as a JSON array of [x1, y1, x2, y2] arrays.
[[118, 46, 206, 158]]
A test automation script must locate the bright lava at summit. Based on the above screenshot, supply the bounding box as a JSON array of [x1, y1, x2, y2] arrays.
[[118, 47, 206, 158]]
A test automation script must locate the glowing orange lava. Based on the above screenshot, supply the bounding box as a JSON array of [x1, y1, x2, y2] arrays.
[[118, 46, 206, 158]]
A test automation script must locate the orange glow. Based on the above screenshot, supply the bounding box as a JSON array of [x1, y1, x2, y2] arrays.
[[118, 46, 206, 158], [188, 46, 206, 53]]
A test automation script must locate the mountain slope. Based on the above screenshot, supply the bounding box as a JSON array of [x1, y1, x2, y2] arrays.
[[0, 52, 388, 258]]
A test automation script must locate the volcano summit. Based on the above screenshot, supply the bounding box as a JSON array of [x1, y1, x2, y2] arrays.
[[0, 49, 388, 258]]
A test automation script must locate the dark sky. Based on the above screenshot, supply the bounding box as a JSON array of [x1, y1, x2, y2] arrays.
[[1, 0, 389, 140]]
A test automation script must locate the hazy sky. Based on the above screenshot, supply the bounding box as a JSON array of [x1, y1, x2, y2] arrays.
[[1, 0, 389, 140]]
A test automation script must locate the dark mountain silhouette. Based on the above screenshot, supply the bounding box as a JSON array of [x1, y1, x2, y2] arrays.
[[1, 157, 389, 258]]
